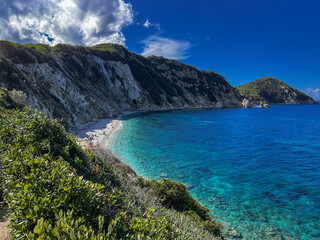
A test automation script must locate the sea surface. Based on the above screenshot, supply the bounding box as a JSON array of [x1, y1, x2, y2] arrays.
[[109, 105, 320, 240]]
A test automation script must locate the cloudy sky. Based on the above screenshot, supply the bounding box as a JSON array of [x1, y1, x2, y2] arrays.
[[0, 0, 319, 95]]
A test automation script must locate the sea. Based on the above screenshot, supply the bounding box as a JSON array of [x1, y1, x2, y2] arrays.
[[109, 105, 320, 240]]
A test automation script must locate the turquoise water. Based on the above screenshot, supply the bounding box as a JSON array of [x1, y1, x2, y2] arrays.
[[109, 105, 320, 239]]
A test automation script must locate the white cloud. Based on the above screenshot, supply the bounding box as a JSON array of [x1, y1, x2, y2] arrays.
[[303, 88, 320, 101], [0, 0, 133, 46], [143, 19, 160, 30], [143, 19, 151, 28], [141, 36, 191, 60]]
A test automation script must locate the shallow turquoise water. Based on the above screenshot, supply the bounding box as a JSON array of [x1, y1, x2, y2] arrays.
[[109, 105, 320, 239]]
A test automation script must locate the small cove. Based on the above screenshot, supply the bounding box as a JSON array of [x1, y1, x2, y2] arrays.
[[109, 105, 320, 239]]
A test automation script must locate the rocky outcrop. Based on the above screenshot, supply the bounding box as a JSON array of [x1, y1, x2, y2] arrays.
[[242, 98, 252, 108], [258, 101, 271, 108], [237, 77, 317, 105], [0, 41, 242, 130]]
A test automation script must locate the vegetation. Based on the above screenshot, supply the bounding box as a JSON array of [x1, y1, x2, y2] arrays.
[[23, 43, 51, 54], [0, 41, 116, 55], [236, 81, 261, 102], [0, 87, 20, 112], [91, 44, 116, 53], [0, 96, 223, 239], [237, 77, 317, 104], [8, 89, 27, 105], [139, 178, 223, 236]]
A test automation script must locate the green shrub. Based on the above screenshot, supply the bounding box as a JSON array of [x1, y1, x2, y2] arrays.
[[140, 178, 223, 236], [142, 178, 210, 220], [1, 148, 108, 238], [26, 210, 107, 240], [8, 89, 27, 105], [126, 208, 181, 240], [0, 87, 21, 111], [0, 108, 90, 175]]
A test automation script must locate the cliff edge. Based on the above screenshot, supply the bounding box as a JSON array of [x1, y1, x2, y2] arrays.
[[0, 41, 242, 130]]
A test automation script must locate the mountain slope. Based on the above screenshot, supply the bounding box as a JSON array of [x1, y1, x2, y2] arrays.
[[237, 77, 317, 104], [0, 41, 242, 130]]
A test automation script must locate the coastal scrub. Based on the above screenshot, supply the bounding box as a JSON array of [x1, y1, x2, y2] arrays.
[[0, 105, 223, 239]]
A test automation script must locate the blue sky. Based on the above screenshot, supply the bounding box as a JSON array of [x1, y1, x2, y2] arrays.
[[123, 0, 320, 92], [0, 0, 319, 99]]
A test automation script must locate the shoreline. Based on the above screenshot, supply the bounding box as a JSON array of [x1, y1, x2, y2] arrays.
[[72, 105, 245, 149], [73, 108, 207, 150], [73, 111, 137, 150], [73, 107, 220, 150]]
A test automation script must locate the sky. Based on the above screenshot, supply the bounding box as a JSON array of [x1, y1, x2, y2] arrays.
[[0, 0, 319, 100]]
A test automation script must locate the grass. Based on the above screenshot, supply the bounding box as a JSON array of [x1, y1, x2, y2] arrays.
[[23, 43, 51, 53], [90, 44, 116, 53], [0, 41, 118, 55]]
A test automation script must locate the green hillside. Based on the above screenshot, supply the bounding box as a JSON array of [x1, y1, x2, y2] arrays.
[[237, 77, 317, 104]]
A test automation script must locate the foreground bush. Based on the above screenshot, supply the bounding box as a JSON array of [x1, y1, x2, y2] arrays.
[[2, 149, 106, 237], [0, 108, 90, 175]]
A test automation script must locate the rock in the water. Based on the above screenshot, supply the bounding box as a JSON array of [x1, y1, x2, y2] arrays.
[[256, 100, 271, 108], [263, 227, 284, 240], [263, 103, 271, 108], [242, 98, 252, 108]]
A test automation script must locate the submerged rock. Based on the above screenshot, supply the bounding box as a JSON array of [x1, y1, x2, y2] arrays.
[[224, 227, 243, 239], [263, 227, 284, 240]]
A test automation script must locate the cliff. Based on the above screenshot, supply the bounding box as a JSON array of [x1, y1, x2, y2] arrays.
[[237, 77, 317, 105], [0, 41, 242, 130]]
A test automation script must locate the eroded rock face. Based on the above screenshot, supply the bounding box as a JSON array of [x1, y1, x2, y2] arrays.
[[242, 98, 252, 108], [0, 42, 242, 130]]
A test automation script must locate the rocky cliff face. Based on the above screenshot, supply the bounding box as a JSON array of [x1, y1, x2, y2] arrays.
[[0, 41, 242, 130], [237, 77, 317, 105]]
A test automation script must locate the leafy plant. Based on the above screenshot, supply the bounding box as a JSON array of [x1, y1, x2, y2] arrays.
[[8, 89, 27, 105], [126, 208, 181, 240], [139, 178, 223, 236], [0, 87, 21, 111]]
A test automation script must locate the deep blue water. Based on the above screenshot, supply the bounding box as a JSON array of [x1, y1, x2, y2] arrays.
[[109, 105, 320, 239]]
